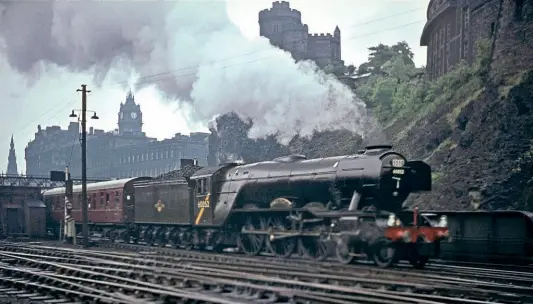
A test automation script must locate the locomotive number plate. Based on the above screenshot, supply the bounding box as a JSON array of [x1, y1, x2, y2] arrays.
[[198, 200, 210, 208], [392, 159, 405, 167]]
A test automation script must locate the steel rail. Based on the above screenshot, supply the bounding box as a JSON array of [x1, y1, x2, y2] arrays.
[[1, 242, 528, 304]]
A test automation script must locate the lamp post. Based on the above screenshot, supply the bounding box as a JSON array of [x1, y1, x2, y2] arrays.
[[70, 84, 99, 248]]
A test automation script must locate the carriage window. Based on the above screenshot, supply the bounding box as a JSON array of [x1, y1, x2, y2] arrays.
[[115, 191, 120, 209]]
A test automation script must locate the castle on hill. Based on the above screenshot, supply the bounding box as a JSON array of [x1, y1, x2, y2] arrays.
[[259, 1, 344, 69]]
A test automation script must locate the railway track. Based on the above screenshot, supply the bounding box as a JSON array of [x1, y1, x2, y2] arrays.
[[0, 241, 531, 304]]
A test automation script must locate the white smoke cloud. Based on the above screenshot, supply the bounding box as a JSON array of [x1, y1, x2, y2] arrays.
[[0, 0, 376, 145]]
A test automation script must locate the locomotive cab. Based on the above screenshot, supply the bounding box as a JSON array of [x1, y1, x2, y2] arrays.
[[193, 176, 212, 225], [189, 163, 239, 227]]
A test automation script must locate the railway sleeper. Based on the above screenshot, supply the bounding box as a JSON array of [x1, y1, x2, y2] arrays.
[[0, 253, 291, 303], [2, 243, 530, 304]]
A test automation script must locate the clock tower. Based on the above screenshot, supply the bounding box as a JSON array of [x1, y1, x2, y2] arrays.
[[118, 90, 143, 136]]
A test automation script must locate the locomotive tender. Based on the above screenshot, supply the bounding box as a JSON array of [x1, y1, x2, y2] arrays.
[[43, 145, 449, 268]]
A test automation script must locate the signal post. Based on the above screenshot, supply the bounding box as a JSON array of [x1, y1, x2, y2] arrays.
[[50, 168, 75, 244], [64, 166, 76, 244]]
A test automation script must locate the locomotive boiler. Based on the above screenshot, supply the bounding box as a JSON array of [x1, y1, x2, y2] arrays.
[[203, 144, 431, 221]]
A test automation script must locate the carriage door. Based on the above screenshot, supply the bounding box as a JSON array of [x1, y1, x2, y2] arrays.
[[194, 177, 213, 226]]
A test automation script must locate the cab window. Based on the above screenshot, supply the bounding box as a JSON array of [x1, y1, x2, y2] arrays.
[[197, 178, 209, 195]]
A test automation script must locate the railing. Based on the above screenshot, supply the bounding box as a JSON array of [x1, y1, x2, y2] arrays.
[[0, 174, 108, 189]]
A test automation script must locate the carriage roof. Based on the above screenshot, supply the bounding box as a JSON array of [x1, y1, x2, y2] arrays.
[[42, 177, 149, 196]]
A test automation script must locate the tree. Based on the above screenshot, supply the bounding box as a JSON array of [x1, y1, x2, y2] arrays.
[[366, 41, 415, 74], [346, 64, 356, 75], [353, 42, 422, 122]]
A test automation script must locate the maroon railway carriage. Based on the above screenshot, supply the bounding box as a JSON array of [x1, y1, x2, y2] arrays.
[[42, 177, 150, 234]]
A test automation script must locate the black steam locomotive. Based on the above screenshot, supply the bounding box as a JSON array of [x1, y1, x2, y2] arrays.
[[128, 145, 442, 266], [45, 145, 447, 267]]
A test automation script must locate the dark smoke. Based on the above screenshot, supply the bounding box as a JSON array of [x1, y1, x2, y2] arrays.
[[0, 0, 383, 144]]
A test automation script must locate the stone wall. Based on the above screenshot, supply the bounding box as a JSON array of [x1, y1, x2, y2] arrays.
[[421, 0, 533, 79]]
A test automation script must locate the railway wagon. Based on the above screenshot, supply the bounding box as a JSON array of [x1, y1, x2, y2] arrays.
[[431, 211, 533, 264], [42, 177, 151, 236]]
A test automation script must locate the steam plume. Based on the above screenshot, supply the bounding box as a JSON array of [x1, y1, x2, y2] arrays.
[[0, 0, 379, 144]]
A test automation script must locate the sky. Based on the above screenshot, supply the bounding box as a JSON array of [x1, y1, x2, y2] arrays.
[[0, 0, 430, 174]]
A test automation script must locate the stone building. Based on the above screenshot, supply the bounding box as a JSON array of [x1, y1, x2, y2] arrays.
[[420, 0, 529, 80], [6, 135, 18, 175], [24, 92, 209, 179], [259, 1, 343, 68]]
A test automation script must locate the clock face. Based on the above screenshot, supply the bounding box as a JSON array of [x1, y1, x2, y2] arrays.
[[131, 112, 138, 119]]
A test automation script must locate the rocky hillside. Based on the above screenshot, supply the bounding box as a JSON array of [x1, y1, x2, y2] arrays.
[[209, 2, 533, 211], [396, 69, 533, 211]]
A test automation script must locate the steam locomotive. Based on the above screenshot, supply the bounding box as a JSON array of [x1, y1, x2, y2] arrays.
[[43, 145, 449, 268]]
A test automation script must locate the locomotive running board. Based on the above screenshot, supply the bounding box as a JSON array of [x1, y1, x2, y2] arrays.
[[240, 227, 329, 240], [232, 208, 310, 213], [232, 208, 391, 219]]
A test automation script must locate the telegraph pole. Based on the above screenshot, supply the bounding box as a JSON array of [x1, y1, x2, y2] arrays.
[[77, 84, 90, 248]]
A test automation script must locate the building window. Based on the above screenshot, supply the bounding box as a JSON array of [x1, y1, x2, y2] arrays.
[[490, 22, 495, 37]]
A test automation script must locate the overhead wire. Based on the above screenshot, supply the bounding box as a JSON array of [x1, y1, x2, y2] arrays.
[[103, 19, 426, 90], [7, 7, 426, 144], [103, 6, 427, 89]]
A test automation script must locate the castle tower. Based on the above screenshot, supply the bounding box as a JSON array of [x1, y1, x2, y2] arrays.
[[333, 26, 341, 60], [118, 90, 143, 136], [258, 1, 308, 60], [7, 135, 18, 175]]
